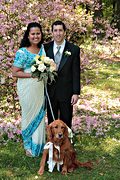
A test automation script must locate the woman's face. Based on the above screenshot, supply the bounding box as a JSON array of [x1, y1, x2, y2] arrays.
[[28, 27, 42, 46]]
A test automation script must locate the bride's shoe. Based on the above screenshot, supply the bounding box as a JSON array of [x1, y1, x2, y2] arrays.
[[26, 150, 33, 157]]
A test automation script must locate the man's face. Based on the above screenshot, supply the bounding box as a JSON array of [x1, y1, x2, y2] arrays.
[[52, 25, 66, 45]]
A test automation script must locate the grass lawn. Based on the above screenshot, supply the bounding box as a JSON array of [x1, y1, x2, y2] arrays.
[[0, 60, 120, 180]]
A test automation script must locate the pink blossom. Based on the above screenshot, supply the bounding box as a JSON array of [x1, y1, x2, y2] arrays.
[[8, 132, 15, 139]]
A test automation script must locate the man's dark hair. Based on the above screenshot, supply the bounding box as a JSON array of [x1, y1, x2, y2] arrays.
[[20, 22, 43, 48], [51, 20, 66, 32]]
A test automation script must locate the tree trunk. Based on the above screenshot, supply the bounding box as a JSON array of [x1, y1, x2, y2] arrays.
[[113, 0, 120, 30], [94, 0, 103, 19], [93, 0, 104, 38]]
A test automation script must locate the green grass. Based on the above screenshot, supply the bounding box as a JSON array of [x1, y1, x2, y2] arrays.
[[0, 60, 120, 180], [80, 60, 120, 117], [1, 130, 120, 180], [82, 60, 120, 98]]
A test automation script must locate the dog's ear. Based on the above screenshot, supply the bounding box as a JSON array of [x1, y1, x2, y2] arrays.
[[64, 125, 69, 137], [47, 124, 53, 141]]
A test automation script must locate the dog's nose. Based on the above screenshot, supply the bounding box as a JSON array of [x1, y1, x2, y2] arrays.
[[58, 133, 63, 138]]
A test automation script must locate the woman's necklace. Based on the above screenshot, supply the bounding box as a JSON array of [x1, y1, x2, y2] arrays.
[[27, 47, 40, 54]]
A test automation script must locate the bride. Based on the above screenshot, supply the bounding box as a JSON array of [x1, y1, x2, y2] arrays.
[[12, 22, 46, 157]]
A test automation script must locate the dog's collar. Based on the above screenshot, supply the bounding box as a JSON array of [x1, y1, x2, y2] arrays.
[[53, 140, 63, 146]]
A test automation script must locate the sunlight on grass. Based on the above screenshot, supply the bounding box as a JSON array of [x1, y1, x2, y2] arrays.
[[101, 137, 120, 156], [1, 170, 14, 179], [79, 86, 120, 113], [83, 86, 111, 97], [82, 60, 120, 98]]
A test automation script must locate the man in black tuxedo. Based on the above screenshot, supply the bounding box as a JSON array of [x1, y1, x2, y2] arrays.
[[44, 20, 80, 128]]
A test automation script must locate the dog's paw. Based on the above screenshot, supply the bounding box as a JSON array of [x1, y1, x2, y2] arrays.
[[68, 167, 74, 173], [38, 167, 44, 175], [61, 167, 67, 175], [61, 170, 67, 175]]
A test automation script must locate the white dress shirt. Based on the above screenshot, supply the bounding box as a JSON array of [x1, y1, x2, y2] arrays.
[[53, 40, 66, 56]]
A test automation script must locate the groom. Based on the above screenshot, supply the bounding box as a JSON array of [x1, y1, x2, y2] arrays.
[[44, 20, 80, 128]]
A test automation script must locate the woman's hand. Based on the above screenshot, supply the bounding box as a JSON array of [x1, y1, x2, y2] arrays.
[[12, 66, 31, 78]]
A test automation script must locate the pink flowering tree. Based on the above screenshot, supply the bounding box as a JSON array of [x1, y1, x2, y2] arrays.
[[0, 0, 119, 141], [0, 0, 93, 116]]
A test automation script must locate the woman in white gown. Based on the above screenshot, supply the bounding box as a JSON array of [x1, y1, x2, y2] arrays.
[[12, 22, 46, 157]]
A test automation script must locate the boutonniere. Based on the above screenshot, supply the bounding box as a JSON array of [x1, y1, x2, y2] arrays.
[[64, 50, 71, 56]]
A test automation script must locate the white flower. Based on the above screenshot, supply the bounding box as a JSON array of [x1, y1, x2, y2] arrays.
[[49, 61, 56, 72], [31, 65, 36, 72], [34, 55, 41, 64], [43, 57, 50, 63], [49, 65, 56, 72], [65, 50, 71, 56], [36, 59, 42, 64], [38, 64, 46, 72], [42, 56, 54, 64]]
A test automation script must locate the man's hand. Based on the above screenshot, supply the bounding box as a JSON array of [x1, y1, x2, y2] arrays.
[[71, 94, 79, 106]]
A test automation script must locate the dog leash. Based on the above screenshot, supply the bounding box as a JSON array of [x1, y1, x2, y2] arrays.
[[45, 85, 55, 121], [45, 85, 73, 142]]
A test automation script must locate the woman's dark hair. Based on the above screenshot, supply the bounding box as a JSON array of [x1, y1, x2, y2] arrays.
[[20, 22, 43, 48], [51, 20, 66, 32]]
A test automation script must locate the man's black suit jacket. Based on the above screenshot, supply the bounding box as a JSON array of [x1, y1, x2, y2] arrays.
[[44, 40, 80, 101]]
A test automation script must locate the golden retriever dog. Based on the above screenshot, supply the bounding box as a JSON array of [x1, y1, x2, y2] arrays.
[[38, 119, 92, 175]]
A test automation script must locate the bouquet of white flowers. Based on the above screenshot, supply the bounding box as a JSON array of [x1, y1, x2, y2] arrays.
[[31, 55, 57, 84]]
